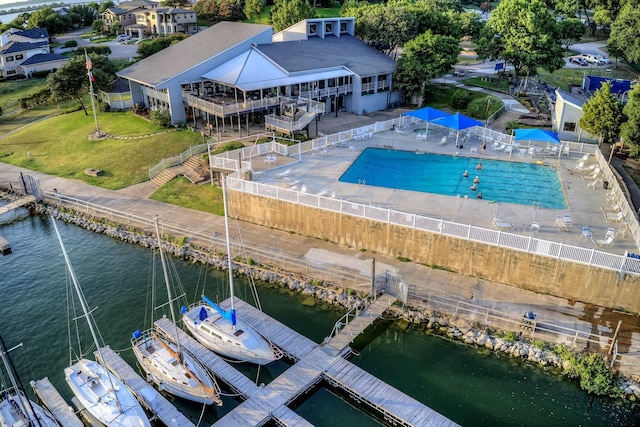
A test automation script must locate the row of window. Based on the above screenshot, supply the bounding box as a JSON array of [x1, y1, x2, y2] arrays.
[[4, 54, 24, 62], [308, 21, 348, 35]]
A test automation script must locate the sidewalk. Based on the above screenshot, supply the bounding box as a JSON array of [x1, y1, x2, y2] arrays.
[[1, 159, 639, 377]]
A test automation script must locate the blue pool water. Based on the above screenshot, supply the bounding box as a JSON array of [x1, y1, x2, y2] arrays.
[[339, 148, 567, 209]]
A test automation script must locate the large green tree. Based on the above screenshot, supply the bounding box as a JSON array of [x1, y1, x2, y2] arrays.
[[476, 0, 564, 84], [558, 18, 585, 50], [28, 7, 71, 34], [621, 85, 640, 157], [579, 82, 625, 145], [270, 0, 315, 33], [244, 0, 264, 20], [137, 34, 188, 59], [393, 30, 459, 103], [47, 55, 117, 115], [608, 2, 640, 63]]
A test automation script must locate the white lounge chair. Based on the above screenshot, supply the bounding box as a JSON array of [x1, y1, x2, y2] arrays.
[[436, 137, 447, 146], [530, 222, 540, 233], [494, 144, 506, 152], [581, 167, 601, 181], [600, 207, 625, 223], [581, 227, 592, 241], [593, 235, 614, 247], [277, 169, 291, 178], [493, 216, 514, 230], [576, 161, 595, 171]]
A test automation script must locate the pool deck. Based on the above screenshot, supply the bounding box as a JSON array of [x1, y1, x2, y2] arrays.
[[253, 127, 637, 254]]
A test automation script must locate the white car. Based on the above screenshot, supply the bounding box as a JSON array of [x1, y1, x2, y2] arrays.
[[595, 55, 612, 64], [116, 34, 131, 42]]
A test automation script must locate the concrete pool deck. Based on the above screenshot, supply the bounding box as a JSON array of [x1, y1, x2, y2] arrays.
[[252, 126, 638, 254]]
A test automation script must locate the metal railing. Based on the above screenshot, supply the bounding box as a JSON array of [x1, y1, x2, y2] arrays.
[[182, 94, 325, 118], [149, 142, 211, 179]]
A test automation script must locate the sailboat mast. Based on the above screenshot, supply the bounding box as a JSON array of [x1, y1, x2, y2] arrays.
[[0, 338, 37, 426], [153, 216, 181, 350], [221, 174, 236, 317]]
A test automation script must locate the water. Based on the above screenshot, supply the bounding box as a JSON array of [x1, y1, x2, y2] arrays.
[[339, 148, 567, 209], [0, 0, 96, 24], [1, 212, 638, 426]]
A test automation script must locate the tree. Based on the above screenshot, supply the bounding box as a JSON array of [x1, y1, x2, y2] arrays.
[[608, 3, 640, 64], [244, 0, 264, 20], [47, 55, 117, 115], [621, 85, 640, 157], [579, 82, 625, 146], [137, 34, 188, 58], [476, 0, 564, 84], [28, 7, 72, 34], [479, 1, 492, 15], [98, 1, 115, 14], [92, 19, 104, 34], [558, 18, 585, 50], [270, 0, 316, 33], [393, 30, 459, 103], [161, 0, 192, 6]]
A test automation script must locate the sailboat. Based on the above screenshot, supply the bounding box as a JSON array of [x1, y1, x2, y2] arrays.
[[131, 217, 221, 405], [181, 175, 283, 365], [51, 218, 151, 427], [0, 336, 59, 427]]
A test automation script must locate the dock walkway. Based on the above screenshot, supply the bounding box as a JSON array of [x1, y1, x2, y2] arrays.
[[30, 377, 84, 427], [95, 345, 195, 427]]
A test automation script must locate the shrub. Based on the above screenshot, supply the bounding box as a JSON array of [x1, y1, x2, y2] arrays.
[[19, 88, 52, 109], [466, 96, 503, 120], [74, 46, 111, 56], [99, 102, 111, 112], [150, 110, 172, 127], [211, 141, 245, 155], [450, 89, 471, 109], [30, 70, 53, 79], [64, 40, 78, 49], [505, 120, 520, 135]]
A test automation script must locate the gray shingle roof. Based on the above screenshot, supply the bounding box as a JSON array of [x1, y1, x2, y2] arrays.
[[14, 28, 49, 40], [0, 40, 48, 55], [256, 35, 396, 77], [117, 21, 272, 87], [20, 53, 66, 66]]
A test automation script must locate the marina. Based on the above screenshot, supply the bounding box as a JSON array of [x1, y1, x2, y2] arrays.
[[30, 378, 84, 427]]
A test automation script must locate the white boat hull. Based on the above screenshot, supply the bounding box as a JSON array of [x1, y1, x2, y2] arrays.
[[131, 332, 220, 405], [65, 359, 150, 427], [0, 389, 59, 427], [182, 304, 280, 365]]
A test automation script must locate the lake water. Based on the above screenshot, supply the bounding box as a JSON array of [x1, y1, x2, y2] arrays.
[[0, 0, 97, 24], [0, 211, 638, 426]]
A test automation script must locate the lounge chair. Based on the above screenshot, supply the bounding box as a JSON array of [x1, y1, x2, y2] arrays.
[[563, 214, 572, 228], [593, 235, 614, 248], [581, 227, 592, 241], [492, 216, 514, 230], [277, 169, 291, 178], [578, 153, 590, 162], [576, 162, 596, 172], [600, 207, 625, 222], [317, 188, 329, 196], [530, 222, 540, 233], [581, 167, 601, 181], [416, 133, 427, 141], [587, 178, 602, 189], [555, 216, 569, 231], [300, 185, 307, 193], [436, 137, 447, 146]]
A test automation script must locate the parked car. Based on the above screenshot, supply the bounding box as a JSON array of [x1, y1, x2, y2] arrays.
[[579, 53, 606, 65], [116, 34, 131, 42], [569, 56, 588, 66], [452, 68, 466, 77], [595, 55, 612, 64]]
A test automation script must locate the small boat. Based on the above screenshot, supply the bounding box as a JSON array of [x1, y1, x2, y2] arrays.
[[0, 336, 59, 427], [51, 218, 151, 427], [131, 217, 221, 405], [181, 175, 283, 365]]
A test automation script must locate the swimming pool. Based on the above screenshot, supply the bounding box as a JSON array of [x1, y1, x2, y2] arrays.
[[339, 148, 567, 209]]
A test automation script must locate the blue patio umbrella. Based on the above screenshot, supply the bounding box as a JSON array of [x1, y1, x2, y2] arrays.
[[431, 112, 483, 146], [514, 128, 561, 158], [403, 107, 450, 134]]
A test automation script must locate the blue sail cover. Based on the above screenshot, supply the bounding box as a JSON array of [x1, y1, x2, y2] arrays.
[[202, 295, 236, 326]]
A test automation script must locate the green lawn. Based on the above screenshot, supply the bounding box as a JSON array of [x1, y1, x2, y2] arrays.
[[536, 66, 638, 91], [460, 76, 510, 94], [0, 111, 203, 189], [424, 83, 488, 110], [0, 78, 49, 115], [150, 176, 223, 215]]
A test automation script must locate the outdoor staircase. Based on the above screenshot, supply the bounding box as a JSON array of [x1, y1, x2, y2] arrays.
[[150, 156, 208, 187]]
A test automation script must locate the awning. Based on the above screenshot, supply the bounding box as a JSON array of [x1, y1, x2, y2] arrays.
[[513, 129, 560, 144]]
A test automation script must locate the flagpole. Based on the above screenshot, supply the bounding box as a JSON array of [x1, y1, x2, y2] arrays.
[[85, 48, 100, 134]]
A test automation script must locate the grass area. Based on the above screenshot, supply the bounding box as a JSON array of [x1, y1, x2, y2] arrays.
[[314, 7, 341, 18], [460, 76, 510, 94], [536, 66, 637, 91], [0, 78, 48, 115], [0, 111, 203, 189], [0, 103, 77, 136], [424, 83, 488, 110], [150, 176, 223, 215]]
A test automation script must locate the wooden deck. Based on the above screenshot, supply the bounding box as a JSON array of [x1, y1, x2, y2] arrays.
[[30, 377, 84, 427], [154, 316, 260, 399], [325, 358, 459, 427], [322, 294, 397, 357], [95, 346, 195, 427]]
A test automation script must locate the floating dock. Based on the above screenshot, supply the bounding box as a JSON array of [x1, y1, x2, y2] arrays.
[[30, 377, 84, 427], [0, 195, 35, 226], [157, 295, 459, 427], [95, 346, 195, 427]]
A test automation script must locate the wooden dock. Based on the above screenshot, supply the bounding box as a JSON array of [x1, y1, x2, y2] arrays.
[[0, 195, 35, 218], [322, 294, 397, 357], [30, 377, 84, 427], [95, 345, 195, 427], [161, 297, 458, 426]]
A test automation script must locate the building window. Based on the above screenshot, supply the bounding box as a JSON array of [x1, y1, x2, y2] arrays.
[[6, 56, 13, 62], [340, 22, 347, 32], [15, 54, 23, 60], [6, 70, 16, 75], [309, 24, 316, 34], [325, 23, 332, 33], [563, 122, 577, 132]]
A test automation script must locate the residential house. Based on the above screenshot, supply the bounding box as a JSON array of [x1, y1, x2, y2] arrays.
[[0, 27, 67, 78], [116, 18, 401, 134], [100, 0, 159, 35], [131, 7, 197, 37]]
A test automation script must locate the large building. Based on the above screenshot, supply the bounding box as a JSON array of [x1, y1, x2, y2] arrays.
[[0, 28, 67, 78], [101, 0, 197, 38], [116, 18, 401, 134]]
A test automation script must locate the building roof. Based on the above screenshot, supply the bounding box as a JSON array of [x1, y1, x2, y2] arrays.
[[202, 47, 352, 91], [155, 7, 192, 14], [117, 21, 272, 87], [102, 7, 132, 15], [0, 40, 48, 55], [13, 28, 49, 40], [118, 0, 159, 8], [256, 35, 396, 77], [20, 53, 67, 66], [556, 89, 586, 108]]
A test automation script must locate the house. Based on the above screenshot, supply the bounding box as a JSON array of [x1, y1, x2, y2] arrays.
[[100, 0, 160, 35], [116, 18, 401, 134], [0, 27, 66, 78], [552, 75, 634, 142], [130, 7, 197, 37]]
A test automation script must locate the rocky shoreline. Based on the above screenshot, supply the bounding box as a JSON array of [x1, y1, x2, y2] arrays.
[[3, 194, 639, 402]]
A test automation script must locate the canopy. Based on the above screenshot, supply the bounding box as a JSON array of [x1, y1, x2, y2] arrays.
[[403, 107, 450, 122], [513, 129, 560, 144], [431, 112, 483, 131]]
